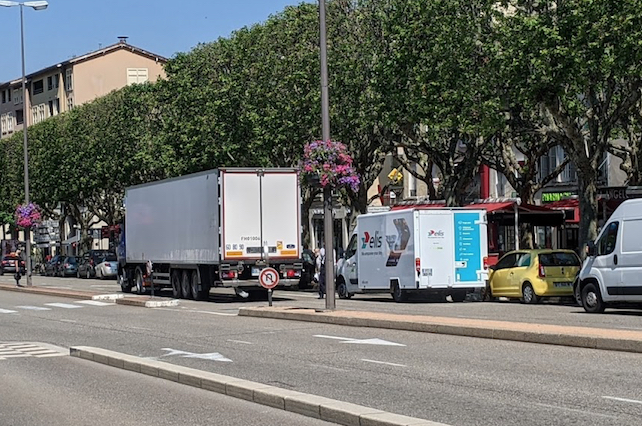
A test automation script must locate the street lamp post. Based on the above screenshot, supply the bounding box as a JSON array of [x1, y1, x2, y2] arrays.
[[318, 0, 335, 310], [0, 1, 49, 286]]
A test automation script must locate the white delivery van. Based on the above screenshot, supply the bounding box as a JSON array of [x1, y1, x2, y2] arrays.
[[336, 208, 489, 302], [576, 198, 642, 313]]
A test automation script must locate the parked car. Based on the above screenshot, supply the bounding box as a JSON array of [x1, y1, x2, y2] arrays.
[[77, 250, 113, 279], [44, 255, 65, 276], [488, 249, 581, 303], [58, 256, 78, 277], [94, 253, 118, 279], [0, 254, 25, 275]]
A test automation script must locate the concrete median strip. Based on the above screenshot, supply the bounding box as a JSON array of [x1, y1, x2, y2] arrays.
[[238, 306, 642, 354], [70, 346, 447, 426]]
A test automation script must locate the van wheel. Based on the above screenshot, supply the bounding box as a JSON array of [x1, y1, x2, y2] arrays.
[[181, 270, 192, 300], [135, 267, 145, 295], [391, 282, 407, 303], [581, 283, 605, 313], [573, 279, 582, 307], [451, 290, 466, 303], [171, 271, 182, 298], [337, 281, 351, 299], [521, 283, 539, 304]]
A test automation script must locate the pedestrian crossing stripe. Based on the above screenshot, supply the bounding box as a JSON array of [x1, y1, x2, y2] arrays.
[[0, 308, 16, 313], [75, 300, 113, 306], [15, 306, 51, 311], [0, 342, 66, 360], [45, 303, 83, 309]]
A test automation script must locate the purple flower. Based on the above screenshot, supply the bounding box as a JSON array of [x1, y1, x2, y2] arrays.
[[300, 140, 360, 193], [15, 202, 42, 228]]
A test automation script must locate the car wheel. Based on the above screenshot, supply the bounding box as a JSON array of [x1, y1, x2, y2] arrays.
[[391, 281, 407, 303], [337, 280, 350, 299], [481, 282, 494, 302], [135, 267, 146, 295], [171, 271, 182, 298], [581, 282, 605, 313], [522, 283, 539, 304], [181, 270, 192, 300]]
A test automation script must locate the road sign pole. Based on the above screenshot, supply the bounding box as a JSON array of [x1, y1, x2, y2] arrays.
[[268, 289, 273, 307]]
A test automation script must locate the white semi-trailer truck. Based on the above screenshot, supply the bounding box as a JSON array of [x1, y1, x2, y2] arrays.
[[117, 168, 302, 300]]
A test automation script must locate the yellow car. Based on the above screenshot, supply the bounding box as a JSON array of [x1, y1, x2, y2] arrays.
[[488, 249, 581, 303]]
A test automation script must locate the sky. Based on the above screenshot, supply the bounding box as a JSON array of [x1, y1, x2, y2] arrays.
[[0, 0, 311, 83]]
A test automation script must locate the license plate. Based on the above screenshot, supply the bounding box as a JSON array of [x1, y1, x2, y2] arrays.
[[554, 282, 571, 288], [251, 267, 261, 277]]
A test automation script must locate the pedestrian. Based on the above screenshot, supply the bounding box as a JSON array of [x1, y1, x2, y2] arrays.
[[317, 247, 326, 299], [301, 243, 316, 289], [14, 250, 23, 287]]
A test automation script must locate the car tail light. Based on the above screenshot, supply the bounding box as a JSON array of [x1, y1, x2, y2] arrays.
[[538, 264, 546, 278], [221, 271, 237, 279], [483, 256, 489, 270], [415, 258, 420, 273]]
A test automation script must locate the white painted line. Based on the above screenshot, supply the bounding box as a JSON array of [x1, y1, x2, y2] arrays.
[[361, 359, 406, 367], [0, 308, 17, 314], [314, 334, 406, 346], [45, 303, 83, 309], [156, 307, 237, 316], [534, 403, 617, 419], [195, 310, 236, 316], [227, 339, 253, 345], [76, 300, 113, 306], [602, 396, 642, 405], [16, 306, 51, 311]]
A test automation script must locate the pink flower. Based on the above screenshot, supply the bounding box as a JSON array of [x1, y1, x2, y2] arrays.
[[300, 140, 360, 193]]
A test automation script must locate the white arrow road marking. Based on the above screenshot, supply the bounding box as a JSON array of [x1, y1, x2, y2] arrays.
[[160, 348, 232, 362], [314, 335, 406, 346], [0, 308, 17, 314], [227, 340, 253, 345], [45, 303, 83, 309], [362, 359, 406, 367], [16, 306, 51, 311], [603, 396, 642, 405]]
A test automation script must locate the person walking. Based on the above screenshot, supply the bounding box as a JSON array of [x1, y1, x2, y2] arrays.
[[317, 248, 326, 299], [14, 250, 23, 287]]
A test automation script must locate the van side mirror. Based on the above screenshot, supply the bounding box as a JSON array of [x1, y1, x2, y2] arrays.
[[586, 241, 597, 257]]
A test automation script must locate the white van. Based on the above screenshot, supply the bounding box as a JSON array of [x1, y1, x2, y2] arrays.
[[576, 199, 642, 313]]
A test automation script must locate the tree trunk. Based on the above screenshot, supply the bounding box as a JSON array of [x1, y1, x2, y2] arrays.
[[577, 174, 599, 258]]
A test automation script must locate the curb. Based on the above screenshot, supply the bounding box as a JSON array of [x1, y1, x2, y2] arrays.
[[116, 297, 179, 308], [238, 307, 642, 354], [70, 346, 446, 426]]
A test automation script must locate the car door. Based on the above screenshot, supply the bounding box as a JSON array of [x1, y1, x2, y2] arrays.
[[509, 252, 532, 296], [490, 253, 518, 296]]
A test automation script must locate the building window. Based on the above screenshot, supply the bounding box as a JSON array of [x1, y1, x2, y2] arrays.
[[13, 89, 22, 105], [7, 112, 14, 132], [66, 96, 74, 111], [31, 105, 38, 124], [39, 104, 46, 122], [15, 109, 23, 125], [47, 76, 53, 91], [1, 90, 5, 104], [48, 98, 59, 117], [65, 69, 73, 91], [33, 79, 44, 95], [7, 89, 11, 102], [0, 114, 6, 133], [127, 68, 149, 85]]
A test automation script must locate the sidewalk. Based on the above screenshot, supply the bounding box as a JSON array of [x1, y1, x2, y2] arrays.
[[238, 306, 642, 354]]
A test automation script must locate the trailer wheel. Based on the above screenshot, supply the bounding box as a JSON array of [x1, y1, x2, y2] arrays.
[[171, 271, 182, 298], [119, 269, 132, 293], [181, 270, 192, 300], [135, 267, 146, 295], [191, 270, 204, 300], [391, 281, 407, 303]]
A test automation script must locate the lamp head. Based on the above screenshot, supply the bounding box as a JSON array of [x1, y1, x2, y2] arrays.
[[0, 1, 20, 7], [24, 1, 48, 9]]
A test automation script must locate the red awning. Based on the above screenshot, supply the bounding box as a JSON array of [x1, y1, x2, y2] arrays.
[[543, 199, 579, 224]]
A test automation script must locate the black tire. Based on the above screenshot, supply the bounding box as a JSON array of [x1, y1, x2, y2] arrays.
[[171, 271, 182, 298], [135, 267, 146, 295], [391, 282, 407, 303], [573, 279, 582, 307], [190, 270, 201, 300], [451, 290, 467, 303], [581, 282, 605, 313], [119, 270, 133, 293], [481, 282, 494, 301], [181, 270, 192, 300], [522, 283, 539, 304], [337, 280, 351, 299]]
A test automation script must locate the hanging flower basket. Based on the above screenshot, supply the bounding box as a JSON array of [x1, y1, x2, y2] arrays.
[[15, 202, 42, 229], [301, 140, 360, 193]]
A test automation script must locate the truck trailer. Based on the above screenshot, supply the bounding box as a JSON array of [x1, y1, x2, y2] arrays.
[[335, 208, 489, 302], [117, 168, 302, 300]]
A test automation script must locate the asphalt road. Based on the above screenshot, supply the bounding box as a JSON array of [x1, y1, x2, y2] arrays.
[[8, 273, 642, 331], [0, 349, 335, 426], [1, 289, 642, 426]]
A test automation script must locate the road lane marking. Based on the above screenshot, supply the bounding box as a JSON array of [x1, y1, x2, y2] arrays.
[[315, 334, 406, 346], [0, 308, 17, 313], [45, 303, 83, 309], [362, 359, 406, 367], [534, 403, 617, 419], [156, 307, 237, 316], [227, 340, 253, 345], [16, 306, 51, 311], [76, 300, 113, 306], [602, 396, 642, 405], [160, 348, 232, 362]]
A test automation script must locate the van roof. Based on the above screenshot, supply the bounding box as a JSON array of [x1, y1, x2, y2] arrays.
[[610, 199, 642, 220]]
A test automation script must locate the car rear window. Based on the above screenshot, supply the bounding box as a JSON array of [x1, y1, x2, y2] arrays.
[[539, 252, 580, 267]]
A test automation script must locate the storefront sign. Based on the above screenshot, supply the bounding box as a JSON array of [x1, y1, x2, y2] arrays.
[[541, 192, 575, 203]]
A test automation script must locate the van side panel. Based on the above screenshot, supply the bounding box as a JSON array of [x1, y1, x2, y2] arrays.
[[618, 218, 642, 298]]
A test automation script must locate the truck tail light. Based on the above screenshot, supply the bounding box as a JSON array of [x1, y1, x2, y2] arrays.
[[286, 269, 299, 278], [221, 271, 237, 279], [483, 257, 489, 270], [538, 264, 546, 278], [415, 258, 420, 273]]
